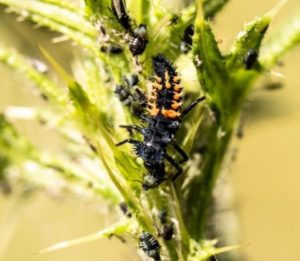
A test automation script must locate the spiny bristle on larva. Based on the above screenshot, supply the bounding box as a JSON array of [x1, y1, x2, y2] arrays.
[[165, 81, 171, 89], [173, 76, 181, 83], [152, 54, 176, 78], [173, 92, 183, 101], [171, 101, 181, 110], [173, 84, 182, 92], [153, 82, 162, 90], [162, 109, 181, 119], [149, 107, 159, 116]]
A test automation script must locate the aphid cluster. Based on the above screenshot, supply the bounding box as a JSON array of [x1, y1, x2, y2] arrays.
[[111, 0, 148, 56], [116, 54, 205, 189], [114, 74, 147, 116], [97, 21, 124, 55], [139, 231, 161, 261]]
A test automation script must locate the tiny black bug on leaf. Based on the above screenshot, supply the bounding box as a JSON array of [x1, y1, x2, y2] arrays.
[[180, 24, 194, 53], [139, 231, 161, 261], [111, 0, 132, 32], [119, 202, 132, 218], [244, 49, 258, 70], [100, 44, 123, 54], [157, 209, 174, 240], [129, 24, 148, 56]]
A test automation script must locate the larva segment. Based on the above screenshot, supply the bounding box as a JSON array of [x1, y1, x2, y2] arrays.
[[148, 54, 185, 119]]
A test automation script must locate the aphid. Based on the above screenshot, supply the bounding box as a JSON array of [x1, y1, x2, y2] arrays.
[[129, 24, 148, 56], [119, 202, 132, 218], [244, 49, 258, 70], [114, 74, 147, 116], [116, 54, 205, 189], [159, 223, 174, 241], [100, 44, 123, 54], [157, 209, 174, 241], [158, 209, 167, 224], [169, 13, 180, 26], [139, 231, 161, 261], [111, 0, 148, 56], [180, 24, 194, 53], [111, 0, 131, 32]]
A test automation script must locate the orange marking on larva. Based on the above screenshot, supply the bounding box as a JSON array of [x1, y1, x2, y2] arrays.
[[173, 92, 183, 101], [162, 109, 180, 119], [165, 81, 171, 89], [154, 76, 162, 83], [173, 84, 182, 92], [149, 107, 159, 116], [153, 82, 162, 90], [171, 101, 181, 110], [173, 76, 181, 83], [164, 71, 170, 81]]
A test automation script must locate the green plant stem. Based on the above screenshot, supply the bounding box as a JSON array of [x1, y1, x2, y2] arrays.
[[185, 114, 235, 240]]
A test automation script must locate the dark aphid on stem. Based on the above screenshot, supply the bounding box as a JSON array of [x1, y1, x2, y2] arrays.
[[139, 231, 161, 261], [158, 209, 167, 224], [116, 54, 205, 189], [111, 0, 148, 56], [180, 24, 194, 53], [129, 24, 148, 56], [244, 49, 258, 70], [111, 0, 132, 32], [100, 44, 123, 54], [157, 209, 174, 240], [159, 223, 174, 241], [169, 13, 181, 26], [119, 202, 132, 218], [114, 74, 147, 116]]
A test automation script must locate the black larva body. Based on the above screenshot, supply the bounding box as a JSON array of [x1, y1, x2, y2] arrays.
[[116, 54, 205, 189], [139, 232, 161, 261]]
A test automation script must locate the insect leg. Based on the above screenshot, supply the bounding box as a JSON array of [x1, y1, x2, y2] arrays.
[[116, 138, 140, 146], [165, 155, 182, 181], [119, 125, 143, 133], [180, 96, 205, 118], [172, 143, 189, 163]]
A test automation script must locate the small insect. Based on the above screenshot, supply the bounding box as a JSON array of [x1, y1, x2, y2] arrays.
[[244, 49, 258, 70], [159, 223, 174, 241], [157, 209, 174, 241], [111, 0, 148, 56], [114, 74, 147, 116], [100, 44, 123, 54], [169, 13, 181, 26], [139, 231, 161, 261], [116, 54, 205, 189], [111, 0, 131, 32], [180, 24, 194, 53], [129, 24, 148, 56], [119, 202, 132, 218]]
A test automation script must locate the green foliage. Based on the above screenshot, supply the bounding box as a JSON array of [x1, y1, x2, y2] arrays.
[[0, 0, 299, 260]]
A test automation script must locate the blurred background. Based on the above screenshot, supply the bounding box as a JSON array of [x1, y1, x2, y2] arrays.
[[0, 0, 299, 260]]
